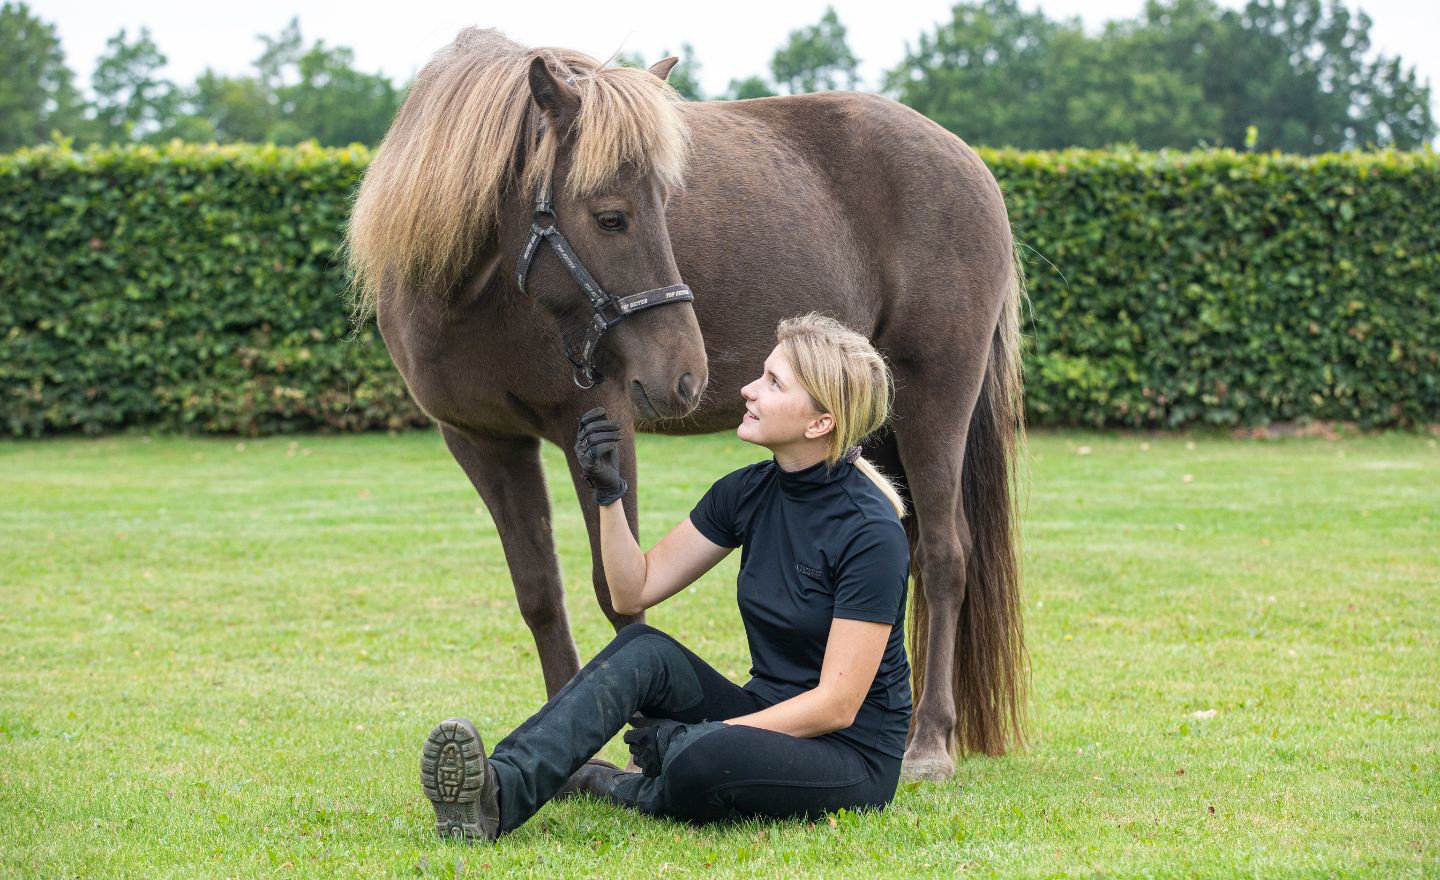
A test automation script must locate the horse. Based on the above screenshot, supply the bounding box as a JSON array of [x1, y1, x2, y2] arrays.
[[346, 28, 1027, 780]]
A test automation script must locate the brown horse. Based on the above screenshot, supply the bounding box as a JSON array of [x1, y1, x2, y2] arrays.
[[346, 28, 1027, 780]]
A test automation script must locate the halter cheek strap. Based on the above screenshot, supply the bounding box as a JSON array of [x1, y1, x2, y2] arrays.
[[515, 190, 694, 389]]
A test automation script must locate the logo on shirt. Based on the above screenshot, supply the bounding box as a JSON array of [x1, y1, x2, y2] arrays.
[[794, 561, 823, 580]]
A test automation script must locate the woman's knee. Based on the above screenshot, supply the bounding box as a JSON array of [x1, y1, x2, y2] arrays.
[[610, 622, 666, 648], [606, 624, 689, 664]]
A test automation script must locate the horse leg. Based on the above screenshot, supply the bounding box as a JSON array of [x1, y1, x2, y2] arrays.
[[891, 368, 984, 782], [561, 424, 644, 634], [891, 280, 1030, 775], [441, 425, 580, 696]]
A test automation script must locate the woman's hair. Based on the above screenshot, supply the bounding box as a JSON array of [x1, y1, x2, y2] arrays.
[[776, 313, 906, 518]]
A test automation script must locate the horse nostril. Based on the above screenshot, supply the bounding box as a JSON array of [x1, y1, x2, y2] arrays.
[[677, 372, 696, 406]]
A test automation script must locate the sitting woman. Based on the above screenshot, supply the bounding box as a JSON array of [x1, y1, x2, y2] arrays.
[[421, 313, 911, 841]]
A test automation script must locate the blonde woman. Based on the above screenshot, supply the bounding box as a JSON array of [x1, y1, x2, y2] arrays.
[[422, 314, 910, 841]]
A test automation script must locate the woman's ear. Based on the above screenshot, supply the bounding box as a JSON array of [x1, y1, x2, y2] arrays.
[[805, 412, 835, 440]]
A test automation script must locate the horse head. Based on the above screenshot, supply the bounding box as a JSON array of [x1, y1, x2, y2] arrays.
[[498, 54, 707, 420], [348, 30, 708, 422]]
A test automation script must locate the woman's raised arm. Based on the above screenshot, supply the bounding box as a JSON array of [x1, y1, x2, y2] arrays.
[[600, 506, 732, 615]]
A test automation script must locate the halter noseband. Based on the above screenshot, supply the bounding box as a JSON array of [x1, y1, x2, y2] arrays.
[[515, 188, 694, 389]]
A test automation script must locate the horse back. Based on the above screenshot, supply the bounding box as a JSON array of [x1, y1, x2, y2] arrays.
[[672, 93, 1014, 369]]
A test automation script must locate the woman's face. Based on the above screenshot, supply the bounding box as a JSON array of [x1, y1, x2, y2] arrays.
[[737, 346, 833, 449]]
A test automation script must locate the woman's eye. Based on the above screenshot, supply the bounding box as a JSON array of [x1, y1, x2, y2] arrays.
[[595, 212, 627, 232]]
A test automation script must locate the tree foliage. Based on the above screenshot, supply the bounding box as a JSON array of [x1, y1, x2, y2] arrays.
[[1, 2, 1430, 152], [0, 1, 85, 151], [1, 11, 401, 148], [725, 76, 778, 101], [771, 6, 861, 94], [183, 17, 402, 147], [269, 42, 401, 146], [90, 27, 180, 143], [886, 0, 1436, 151]]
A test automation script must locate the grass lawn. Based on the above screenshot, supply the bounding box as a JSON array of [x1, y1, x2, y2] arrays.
[[1, 428, 1436, 878]]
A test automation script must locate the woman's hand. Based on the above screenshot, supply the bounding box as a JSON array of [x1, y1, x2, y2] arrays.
[[622, 718, 684, 777], [575, 407, 628, 506], [623, 718, 726, 777]]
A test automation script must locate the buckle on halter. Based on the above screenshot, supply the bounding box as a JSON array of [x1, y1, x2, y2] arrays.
[[595, 298, 626, 327]]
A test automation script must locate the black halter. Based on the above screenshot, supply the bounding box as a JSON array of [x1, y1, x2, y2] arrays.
[[515, 189, 694, 389]]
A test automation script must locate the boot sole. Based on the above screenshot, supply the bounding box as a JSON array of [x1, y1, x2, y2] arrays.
[[420, 717, 492, 842]]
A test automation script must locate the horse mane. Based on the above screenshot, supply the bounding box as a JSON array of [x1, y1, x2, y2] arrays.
[[345, 28, 690, 314]]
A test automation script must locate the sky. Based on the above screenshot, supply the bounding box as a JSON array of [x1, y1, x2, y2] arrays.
[[35, 0, 1440, 128]]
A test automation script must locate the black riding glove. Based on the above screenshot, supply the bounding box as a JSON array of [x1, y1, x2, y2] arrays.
[[575, 407, 628, 506], [622, 718, 688, 778]]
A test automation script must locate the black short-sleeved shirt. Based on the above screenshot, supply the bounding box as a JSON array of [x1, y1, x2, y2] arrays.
[[689, 456, 912, 759]]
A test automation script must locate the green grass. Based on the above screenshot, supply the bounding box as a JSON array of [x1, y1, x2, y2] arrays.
[[1, 429, 1436, 878]]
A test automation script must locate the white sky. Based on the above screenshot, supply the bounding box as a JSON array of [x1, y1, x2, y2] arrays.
[[35, 0, 1440, 132]]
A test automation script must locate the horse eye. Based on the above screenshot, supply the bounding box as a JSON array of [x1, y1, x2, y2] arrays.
[[595, 212, 627, 232]]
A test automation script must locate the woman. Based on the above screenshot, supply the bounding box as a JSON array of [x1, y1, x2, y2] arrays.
[[421, 313, 911, 841]]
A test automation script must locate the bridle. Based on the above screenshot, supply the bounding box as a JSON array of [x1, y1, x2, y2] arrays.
[[515, 188, 694, 389]]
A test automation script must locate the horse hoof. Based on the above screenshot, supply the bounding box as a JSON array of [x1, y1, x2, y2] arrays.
[[901, 751, 954, 782]]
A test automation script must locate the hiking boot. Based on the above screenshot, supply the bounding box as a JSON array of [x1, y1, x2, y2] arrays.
[[421, 717, 500, 842], [553, 758, 626, 803]]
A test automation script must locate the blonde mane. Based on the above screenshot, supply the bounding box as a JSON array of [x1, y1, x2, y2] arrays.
[[345, 28, 690, 314]]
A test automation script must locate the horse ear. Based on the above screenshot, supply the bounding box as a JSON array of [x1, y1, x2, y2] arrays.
[[528, 56, 581, 125], [648, 56, 680, 82]]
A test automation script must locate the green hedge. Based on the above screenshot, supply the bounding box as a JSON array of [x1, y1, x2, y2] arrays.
[[1, 142, 1436, 435], [0, 142, 423, 436], [992, 146, 1438, 428]]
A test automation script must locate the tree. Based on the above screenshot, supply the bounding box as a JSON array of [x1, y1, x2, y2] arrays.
[[184, 70, 276, 143], [91, 27, 180, 143], [275, 42, 401, 146], [254, 17, 304, 95], [883, 0, 1098, 148], [173, 19, 402, 147], [1211, 0, 1434, 150], [725, 76, 778, 100], [0, 1, 85, 150], [885, 0, 1434, 151], [1068, 0, 1225, 149], [771, 6, 861, 94]]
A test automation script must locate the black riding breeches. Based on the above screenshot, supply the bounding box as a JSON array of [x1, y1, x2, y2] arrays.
[[486, 624, 902, 833]]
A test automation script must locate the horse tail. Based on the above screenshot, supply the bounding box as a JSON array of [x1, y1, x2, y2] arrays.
[[907, 244, 1030, 757]]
